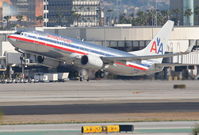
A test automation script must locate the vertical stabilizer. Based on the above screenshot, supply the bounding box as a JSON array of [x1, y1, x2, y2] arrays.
[[129, 20, 174, 64]]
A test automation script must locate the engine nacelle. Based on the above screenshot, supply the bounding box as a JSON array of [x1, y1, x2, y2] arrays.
[[81, 55, 103, 70]]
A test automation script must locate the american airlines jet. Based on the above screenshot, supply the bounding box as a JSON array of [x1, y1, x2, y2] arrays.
[[7, 20, 191, 80]]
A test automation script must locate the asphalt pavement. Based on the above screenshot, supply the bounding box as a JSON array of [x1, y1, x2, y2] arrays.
[[1, 102, 199, 115]]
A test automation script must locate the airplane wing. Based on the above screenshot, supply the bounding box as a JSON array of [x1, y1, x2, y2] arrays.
[[101, 51, 189, 62], [101, 43, 195, 63]]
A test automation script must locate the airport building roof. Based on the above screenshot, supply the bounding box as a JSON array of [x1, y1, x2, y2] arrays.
[[34, 26, 199, 41]]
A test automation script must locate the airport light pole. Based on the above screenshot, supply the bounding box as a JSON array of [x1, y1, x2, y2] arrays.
[[155, 0, 157, 26]]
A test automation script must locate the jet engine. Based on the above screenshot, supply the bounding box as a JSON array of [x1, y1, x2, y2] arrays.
[[81, 55, 103, 70]]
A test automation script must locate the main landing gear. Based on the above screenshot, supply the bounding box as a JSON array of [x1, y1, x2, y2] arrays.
[[79, 70, 105, 81], [71, 69, 105, 81], [95, 70, 105, 79]]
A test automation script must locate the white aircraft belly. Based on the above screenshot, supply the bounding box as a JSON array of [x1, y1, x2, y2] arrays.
[[105, 64, 143, 76], [105, 63, 163, 76]]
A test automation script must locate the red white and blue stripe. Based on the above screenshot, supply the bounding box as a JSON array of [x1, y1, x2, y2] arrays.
[[8, 31, 150, 71]]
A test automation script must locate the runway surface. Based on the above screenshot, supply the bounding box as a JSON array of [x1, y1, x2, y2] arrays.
[[1, 102, 199, 115], [0, 80, 199, 105], [0, 80, 199, 124]]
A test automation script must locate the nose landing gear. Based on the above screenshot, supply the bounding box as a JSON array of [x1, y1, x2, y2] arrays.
[[79, 69, 90, 82]]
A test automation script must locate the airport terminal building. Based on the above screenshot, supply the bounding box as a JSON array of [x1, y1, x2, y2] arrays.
[[1, 25, 199, 80]]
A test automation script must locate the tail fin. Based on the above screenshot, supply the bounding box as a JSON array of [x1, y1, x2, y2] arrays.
[[129, 20, 174, 63]]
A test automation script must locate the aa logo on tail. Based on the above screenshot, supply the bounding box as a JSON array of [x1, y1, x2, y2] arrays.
[[150, 38, 164, 55]]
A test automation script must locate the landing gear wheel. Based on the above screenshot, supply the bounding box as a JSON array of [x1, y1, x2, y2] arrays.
[[37, 56, 44, 63], [99, 71, 105, 78], [80, 77, 83, 82], [79, 69, 89, 82], [95, 71, 105, 79]]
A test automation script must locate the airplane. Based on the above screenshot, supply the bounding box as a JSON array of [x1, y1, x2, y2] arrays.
[[7, 20, 192, 81]]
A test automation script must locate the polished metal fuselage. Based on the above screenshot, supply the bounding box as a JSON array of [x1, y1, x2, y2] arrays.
[[8, 31, 161, 76]]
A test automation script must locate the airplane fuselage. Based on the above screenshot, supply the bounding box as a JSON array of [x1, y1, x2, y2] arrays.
[[8, 31, 161, 76]]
